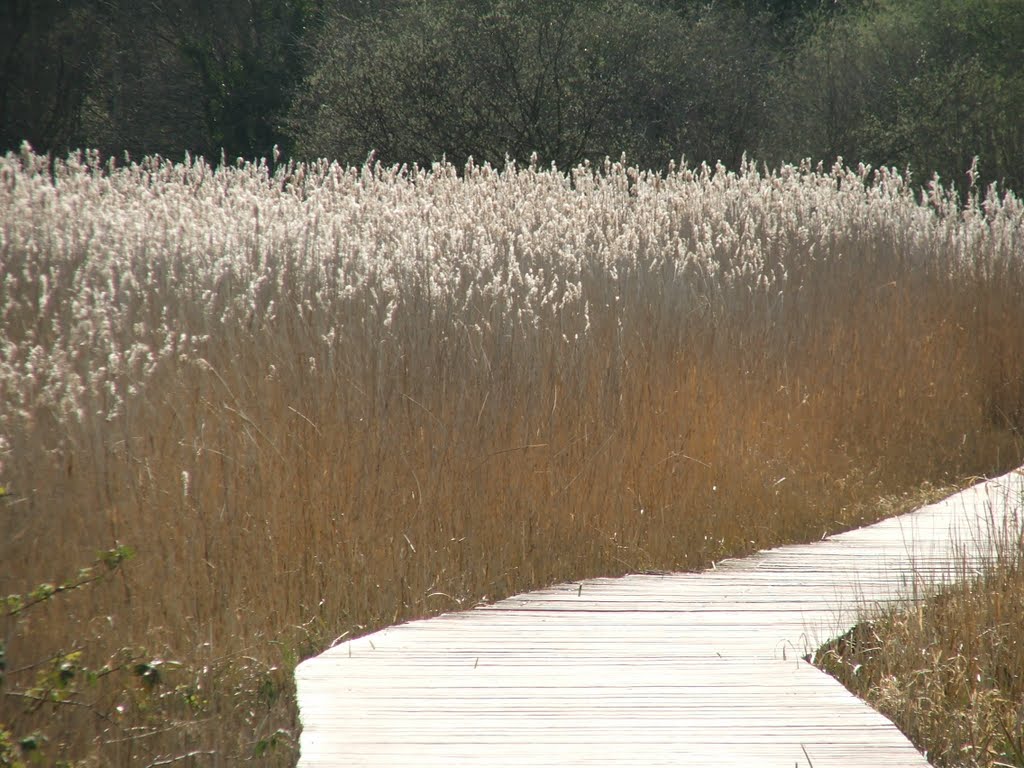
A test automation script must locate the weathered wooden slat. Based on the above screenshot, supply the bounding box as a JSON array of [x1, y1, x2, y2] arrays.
[[296, 468, 1023, 766]]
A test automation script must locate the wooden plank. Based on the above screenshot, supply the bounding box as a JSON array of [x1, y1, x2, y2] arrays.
[[296, 468, 1024, 767]]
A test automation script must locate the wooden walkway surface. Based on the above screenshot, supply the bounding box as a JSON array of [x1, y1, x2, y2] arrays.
[[296, 468, 1024, 767]]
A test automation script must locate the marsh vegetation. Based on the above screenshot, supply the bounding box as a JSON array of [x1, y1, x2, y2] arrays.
[[2, 147, 1023, 763]]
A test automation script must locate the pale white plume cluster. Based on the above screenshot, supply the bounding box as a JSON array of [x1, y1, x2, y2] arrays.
[[2, 146, 1020, 464]]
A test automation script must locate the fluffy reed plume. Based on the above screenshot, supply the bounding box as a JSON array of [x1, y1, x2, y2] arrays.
[[1, 145, 1022, 763]]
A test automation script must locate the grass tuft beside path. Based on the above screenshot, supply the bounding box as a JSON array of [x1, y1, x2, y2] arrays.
[[814, 482, 1024, 768]]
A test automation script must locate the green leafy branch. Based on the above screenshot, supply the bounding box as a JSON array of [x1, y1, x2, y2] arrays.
[[0, 545, 182, 767], [2, 544, 134, 618]]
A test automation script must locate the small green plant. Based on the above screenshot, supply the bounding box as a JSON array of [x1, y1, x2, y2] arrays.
[[0, 545, 178, 767], [3, 544, 132, 617]]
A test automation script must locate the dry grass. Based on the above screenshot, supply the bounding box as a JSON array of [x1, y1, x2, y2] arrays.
[[814, 479, 1024, 767], [1, 146, 1023, 765]]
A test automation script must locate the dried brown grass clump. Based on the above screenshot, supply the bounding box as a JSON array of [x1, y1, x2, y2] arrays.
[[815, 494, 1024, 768], [1, 147, 1023, 764]]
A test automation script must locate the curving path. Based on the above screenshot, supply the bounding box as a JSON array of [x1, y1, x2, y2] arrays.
[[296, 468, 1023, 767]]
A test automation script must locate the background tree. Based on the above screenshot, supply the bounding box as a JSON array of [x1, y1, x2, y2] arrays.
[[2, 0, 1022, 192], [1, 0, 322, 161], [0, 1, 104, 153], [772, 0, 1024, 192], [85, 0, 323, 160], [289, 0, 779, 170], [80, 0, 209, 158], [650, 2, 779, 168]]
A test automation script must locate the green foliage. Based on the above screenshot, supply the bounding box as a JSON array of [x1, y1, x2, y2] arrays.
[[3, 0, 1021, 192], [290, 0, 777, 169], [158, 0, 321, 159], [0, 0, 106, 153], [774, 0, 1024, 193], [4, 545, 134, 619], [0, 538, 295, 764], [253, 729, 292, 757], [0, 547, 164, 767], [0, 0, 323, 161], [0, 726, 45, 768]]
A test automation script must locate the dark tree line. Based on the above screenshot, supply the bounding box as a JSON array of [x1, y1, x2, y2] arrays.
[[3, 0, 1023, 192], [1, 0, 327, 161]]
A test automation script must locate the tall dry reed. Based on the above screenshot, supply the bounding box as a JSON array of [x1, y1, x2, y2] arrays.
[[1, 146, 1022, 763]]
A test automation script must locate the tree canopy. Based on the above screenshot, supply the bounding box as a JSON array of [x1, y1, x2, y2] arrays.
[[2, 0, 1022, 192]]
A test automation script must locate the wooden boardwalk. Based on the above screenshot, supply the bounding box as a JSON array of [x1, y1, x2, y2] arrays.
[[296, 468, 1024, 767]]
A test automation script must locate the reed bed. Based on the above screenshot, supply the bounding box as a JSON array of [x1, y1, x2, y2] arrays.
[[815, 478, 1024, 767], [1, 145, 1023, 764]]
